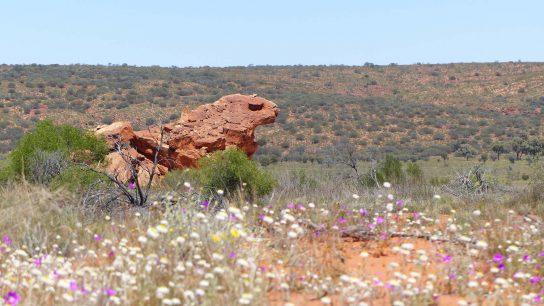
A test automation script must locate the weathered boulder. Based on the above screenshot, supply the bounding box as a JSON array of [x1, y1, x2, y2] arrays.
[[94, 121, 135, 147], [96, 94, 278, 182]]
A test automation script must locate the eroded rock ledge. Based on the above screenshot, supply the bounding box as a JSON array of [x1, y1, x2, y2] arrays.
[[94, 94, 278, 181]]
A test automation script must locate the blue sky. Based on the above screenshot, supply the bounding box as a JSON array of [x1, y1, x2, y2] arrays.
[[1, 0, 543, 66]]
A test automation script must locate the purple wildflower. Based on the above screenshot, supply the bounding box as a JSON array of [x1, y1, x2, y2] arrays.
[[94, 234, 102, 241], [359, 208, 367, 216], [128, 181, 135, 189], [201, 200, 209, 209], [338, 217, 347, 224], [442, 255, 453, 263], [396, 200, 404, 207], [70, 281, 78, 291], [4, 292, 20, 305], [3, 235, 11, 246], [493, 253, 504, 264], [297, 204, 304, 210], [287, 203, 295, 209], [448, 273, 457, 279], [523, 254, 531, 262], [530, 276, 542, 284], [412, 212, 420, 219], [228, 251, 237, 259], [105, 288, 116, 296], [376, 217, 384, 224]]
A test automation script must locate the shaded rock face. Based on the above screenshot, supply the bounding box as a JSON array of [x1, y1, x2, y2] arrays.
[[95, 94, 278, 181]]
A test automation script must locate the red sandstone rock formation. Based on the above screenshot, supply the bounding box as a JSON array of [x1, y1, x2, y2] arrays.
[[94, 94, 278, 181]]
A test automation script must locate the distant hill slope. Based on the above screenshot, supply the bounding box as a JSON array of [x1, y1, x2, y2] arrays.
[[1, 62, 543, 162]]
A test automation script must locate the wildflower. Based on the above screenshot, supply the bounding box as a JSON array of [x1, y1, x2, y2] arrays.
[[94, 234, 102, 241], [472, 209, 481, 216], [433, 194, 441, 199], [360, 251, 369, 258], [156, 224, 168, 234], [442, 255, 453, 263], [230, 229, 240, 238], [128, 180, 135, 189], [156, 287, 170, 299], [105, 288, 116, 296], [396, 200, 404, 207], [383, 182, 391, 188], [262, 216, 274, 224], [3, 235, 11, 246], [147, 228, 159, 239], [353, 194, 360, 199], [493, 253, 504, 264], [69, 281, 78, 291], [401, 243, 414, 250], [338, 217, 347, 224], [475, 240, 488, 249], [320, 296, 332, 304], [376, 217, 384, 224], [216, 189, 224, 195], [201, 200, 209, 209], [4, 292, 20, 305], [530, 276, 542, 284]]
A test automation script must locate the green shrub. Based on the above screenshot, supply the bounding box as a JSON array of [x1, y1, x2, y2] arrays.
[[405, 162, 424, 183], [379, 155, 405, 185], [188, 148, 275, 199], [6, 119, 109, 181], [49, 165, 108, 191]]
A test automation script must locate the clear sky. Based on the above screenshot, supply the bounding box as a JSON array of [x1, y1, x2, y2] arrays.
[[1, 0, 543, 67]]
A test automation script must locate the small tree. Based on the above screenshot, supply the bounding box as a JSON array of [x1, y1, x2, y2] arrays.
[[491, 142, 507, 160], [456, 144, 477, 160], [511, 137, 525, 160]]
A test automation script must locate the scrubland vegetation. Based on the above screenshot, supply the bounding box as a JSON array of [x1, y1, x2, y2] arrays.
[[1, 118, 544, 305], [2, 63, 544, 305], [1, 63, 544, 163]]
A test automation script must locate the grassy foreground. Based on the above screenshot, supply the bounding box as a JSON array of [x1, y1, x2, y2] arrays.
[[1, 159, 544, 306]]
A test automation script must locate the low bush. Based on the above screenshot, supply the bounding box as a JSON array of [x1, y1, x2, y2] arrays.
[[3, 119, 109, 182], [188, 148, 275, 200]]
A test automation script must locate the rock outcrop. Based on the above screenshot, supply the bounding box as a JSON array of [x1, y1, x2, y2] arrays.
[[94, 94, 278, 182]]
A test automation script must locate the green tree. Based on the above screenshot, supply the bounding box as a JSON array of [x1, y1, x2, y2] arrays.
[[511, 137, 525, 160], [456, 144, 477, 160], [491, 142, 507, 160]]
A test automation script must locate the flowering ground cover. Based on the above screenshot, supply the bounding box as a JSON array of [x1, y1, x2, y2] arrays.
[[1, 180, 543, 306]]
